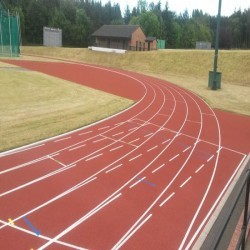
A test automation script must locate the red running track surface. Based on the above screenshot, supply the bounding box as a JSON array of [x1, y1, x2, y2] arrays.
[[0, 60, 249, 250]]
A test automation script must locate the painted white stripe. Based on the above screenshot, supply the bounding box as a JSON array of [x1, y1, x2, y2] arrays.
[[98, 126, 110, 131], [112, 214, 152, 249], [129, 154, 142, 162], [78, 131, 92, 136], [152, 164, 165, 174], [50, 153, 60, 157], [54, 137, 71, 143], [38, 193, 122, 249], [93, 137, 107, 143], [207, 155, 215, 162], [159, 192, 175, 207], [129, 177, 146, 189], [112, 132, 124, 137], [169, 154, 180, 162], [105, 164, 123, 174], [147, 145, 158, 152], [109, 145, 124, 152], [162, 139, 171, 144], [85, 153, 103, 162], [144, 133, 153, 138], [183, 146, 191, 153], [69, 144, 86, 152], [115, 122, 124, 126], [129, 138, 140, 144], [127, 128, 136, 132], [195, 164, 205, 174], [180, 176, 192, 188]]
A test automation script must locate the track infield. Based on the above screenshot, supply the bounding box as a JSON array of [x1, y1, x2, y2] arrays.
[[0, 59, 249, 250]]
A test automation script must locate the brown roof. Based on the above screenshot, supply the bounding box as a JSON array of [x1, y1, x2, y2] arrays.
[[92, 25, 141, 39]]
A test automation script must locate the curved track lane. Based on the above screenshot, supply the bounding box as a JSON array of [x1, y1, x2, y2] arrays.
[[0, 60, 248, 250]]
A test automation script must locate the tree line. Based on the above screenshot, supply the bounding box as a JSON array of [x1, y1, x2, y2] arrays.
[[4, 0, 250, 49]]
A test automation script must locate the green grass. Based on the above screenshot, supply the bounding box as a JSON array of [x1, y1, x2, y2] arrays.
[[21, 47, 250, 116], [0, 61, 134, 152]]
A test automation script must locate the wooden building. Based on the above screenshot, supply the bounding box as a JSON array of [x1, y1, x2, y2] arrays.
[[92, 25, 147, 51]]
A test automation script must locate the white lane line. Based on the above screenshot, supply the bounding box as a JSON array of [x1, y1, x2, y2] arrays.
[[152, 164, 165, 174], [85, 153, 103, 162], [158, 113, 169, 117], [183, 146, 191, 153], [129, 154, 142, 162], [159, 192, 175, 207], [144, 133, 153, 138], [93, 137, 107, 143], [169, 154, 180, 162], [129, 138, 140, 144], [54, 137, 71, 143], [207, 155, 215, 162], [115, 122, 124, 126], [128, 127, 138, 132], [69, 144, 86, 152], [105, 164, 123, 174], [180, 176, 192, 188], [202, 113, 214, 116], [98, 126, 110, 131], [112, 214, 152, 250], [11, 143, 45, 154], [38, 193, 123, 250], [50, 153, 60, 157], [147, 145, 158, 152], [195, 164, 205, 174], [162, 139, 171, 144], [109, 145, 124, 152], [0, 177, 97, 231], [78, 131, 92, 136], [129, 177, 146, 189], [112, 132, 125, 137]]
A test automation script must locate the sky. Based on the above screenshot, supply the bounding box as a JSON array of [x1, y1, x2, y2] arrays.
[[104, 0, 250, 17]]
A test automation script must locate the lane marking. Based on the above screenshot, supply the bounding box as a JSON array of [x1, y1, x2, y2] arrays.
[[129, 138, 140, 144], [38, 193, 123, 249], [54, 137, 71, 143], [105, 164, 123, 174], [93, 137, 107, 143], [195, 164, 205, 174], [129, 154, 142, 162], [129, 177, 146, 189], [69, 144, 86, 152], [50, 153, 60, 157], [169, 154, 180, 162], [180, 176, 192, 188], [112, 214, 152, 249], [112, 132, 125, 137], [162, 139, 171, 144], [98, 126, 110, 131], [23, 216, 40, 236], [139, 178, 156, 187], [85, 153, 103, 162], [8, 218, 14, 225], [78, 131, 92, 136], [144, 133, 153, 138], [128, 127, 138, 132], [147, 145, 158, 152], [183, 146, 191, 153], [159, 192, 175, 207], [109, 145, 124, 152], [152, 164, 165, 174], [207, 155, 215, 162]]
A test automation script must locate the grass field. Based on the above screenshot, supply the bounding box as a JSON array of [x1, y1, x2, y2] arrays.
[[0, 61, 134, 152], [22, 46, 250, 116]]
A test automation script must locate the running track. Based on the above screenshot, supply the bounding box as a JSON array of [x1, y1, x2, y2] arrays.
[[0, 59, 249, 250]]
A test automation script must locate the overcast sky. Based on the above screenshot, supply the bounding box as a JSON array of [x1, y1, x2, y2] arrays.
[[104, 0, 250, 17]]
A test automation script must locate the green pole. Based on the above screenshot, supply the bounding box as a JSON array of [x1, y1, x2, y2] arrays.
[[212, 0, 222, 90]]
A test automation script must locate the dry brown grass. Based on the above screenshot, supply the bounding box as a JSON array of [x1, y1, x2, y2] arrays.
[[0, 61, 133, 152], [21, 47, 250, 116]]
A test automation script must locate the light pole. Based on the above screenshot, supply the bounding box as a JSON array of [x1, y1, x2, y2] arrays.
[[212, 0, 222, 90]]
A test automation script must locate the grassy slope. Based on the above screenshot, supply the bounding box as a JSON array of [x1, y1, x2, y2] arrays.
[[0, 61, 133, 151], [22, 47, 250, 116]]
